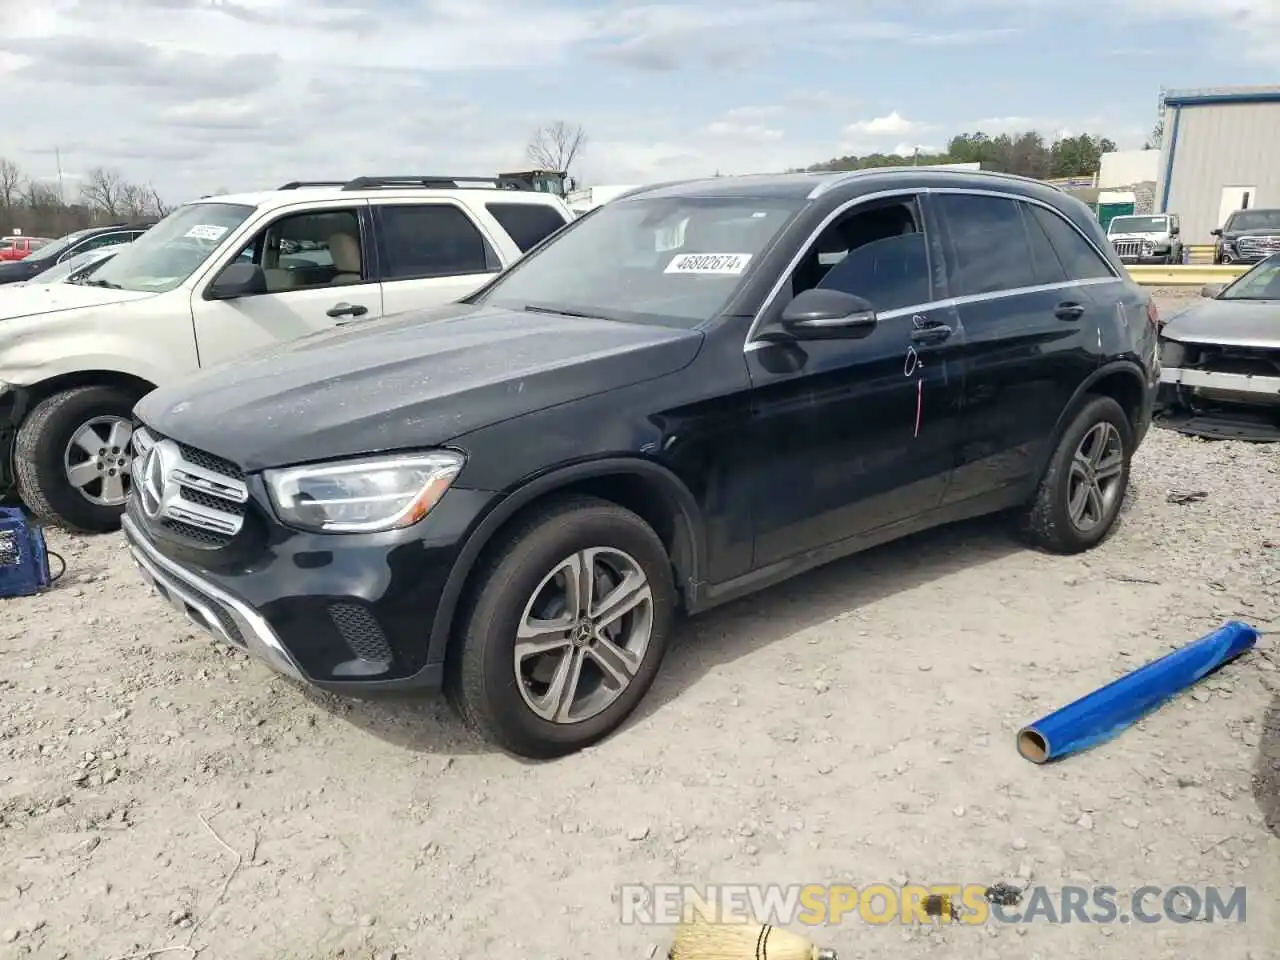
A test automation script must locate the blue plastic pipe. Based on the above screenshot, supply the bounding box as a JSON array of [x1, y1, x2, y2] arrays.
[[1017, 620, 1259, 764]]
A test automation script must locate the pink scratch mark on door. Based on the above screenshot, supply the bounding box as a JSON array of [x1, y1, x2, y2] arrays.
[[914, 378, 923, 438]]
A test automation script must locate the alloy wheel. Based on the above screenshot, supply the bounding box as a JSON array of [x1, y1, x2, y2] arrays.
[[514, 547, 655, 724], [1066, 421, 1124, 533], [63, 415, 134, 506]]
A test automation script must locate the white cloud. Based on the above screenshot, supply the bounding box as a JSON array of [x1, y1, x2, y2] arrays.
[[705, 119, 783, 142], [845, 112, 931, 137]]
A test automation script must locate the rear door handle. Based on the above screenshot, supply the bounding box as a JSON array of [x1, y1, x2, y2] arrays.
[[327, 302, 368, 319], [910, 323, 952, 345], [1054, 301, 1085, 321]]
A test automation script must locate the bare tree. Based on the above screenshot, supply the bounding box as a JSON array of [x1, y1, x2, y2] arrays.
[[80, 166, 127, 219], [0, 158, 21, 211], [0, 157, 171, 237], [525, 121, 587, 173], [145, 184, 171, 218]]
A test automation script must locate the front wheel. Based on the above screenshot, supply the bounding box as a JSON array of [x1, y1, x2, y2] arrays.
[[448, 495, 676, 759], [14, 385, 141, 534], [1018, 395, 1133, 555]]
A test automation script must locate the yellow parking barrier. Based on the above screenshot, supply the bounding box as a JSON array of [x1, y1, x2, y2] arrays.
[[1126, 264, 1247, 287]]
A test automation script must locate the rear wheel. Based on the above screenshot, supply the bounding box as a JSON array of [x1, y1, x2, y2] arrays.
[[14, 385, 141, 534], [1019, 395, 1132, 554], [448, 495, 676, 759]]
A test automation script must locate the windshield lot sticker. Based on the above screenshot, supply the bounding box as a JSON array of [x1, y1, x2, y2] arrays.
[[184, 225, 229, 242], [665, 253, 752, 275]]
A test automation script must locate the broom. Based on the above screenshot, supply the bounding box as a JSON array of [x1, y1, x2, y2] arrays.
[[668, 916, 838, 960]]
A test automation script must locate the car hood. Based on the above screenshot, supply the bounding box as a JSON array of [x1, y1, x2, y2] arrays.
[[0, 259, 42, 284], [1224, 227, 1280, 238], [1109, 232, 1167, 241], [135, 302, 705, 473], [1160, 298, 1280, 348], [0, 282, 154, 319]]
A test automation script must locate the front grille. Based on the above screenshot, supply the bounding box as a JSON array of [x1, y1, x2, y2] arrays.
[[131, 427, 249, 547], [1113, 240, 1148, 258], [328, 602, 393, 664], [1236, 236, 1280, 259]]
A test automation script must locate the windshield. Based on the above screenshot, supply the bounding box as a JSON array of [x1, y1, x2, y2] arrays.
[[1108, 216, 1166, 234], [1217, 254, 1280, 300], [22, 229, 92, 264], [86, 202, 255, 293], [1225, 209, 1280, 232], [474, 195, 804, 326], [39, 247, 123, 285]]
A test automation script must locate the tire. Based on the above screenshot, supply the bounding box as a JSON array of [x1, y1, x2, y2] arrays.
[[1018, 395, 1133, 555], [14, 385, 141, 534], [448, 495, 676, 759]]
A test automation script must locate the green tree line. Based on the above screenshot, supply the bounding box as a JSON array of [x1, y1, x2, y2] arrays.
[[808, 131, 1123, 180]]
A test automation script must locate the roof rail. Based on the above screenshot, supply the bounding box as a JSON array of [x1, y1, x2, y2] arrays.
[[278, 180, 350, 190], [341, 175, 522, 191], [806, 165, 1062, 199]]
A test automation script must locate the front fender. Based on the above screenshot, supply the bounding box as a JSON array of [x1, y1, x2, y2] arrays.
[[423, 456, 708, 669]]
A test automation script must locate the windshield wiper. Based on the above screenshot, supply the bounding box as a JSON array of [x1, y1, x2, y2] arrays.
[[80, 278, 122, 289], [522, 302, 612, 321]]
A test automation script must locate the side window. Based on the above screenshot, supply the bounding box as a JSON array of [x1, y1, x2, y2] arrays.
[[1024, 205, 1114, 281], [790, 198, 933, 313], [1019, 202, 1069, 286], [79, 233, 125, 253], [935, 193, 1036, 297], [816, 233, 932, 313], [226, 208, 366, 294], [378, 204, 499, 280], [485, 202, 570, 253]]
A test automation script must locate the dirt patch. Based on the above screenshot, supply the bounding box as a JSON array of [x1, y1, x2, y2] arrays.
[[1, 426, 1278, 959]]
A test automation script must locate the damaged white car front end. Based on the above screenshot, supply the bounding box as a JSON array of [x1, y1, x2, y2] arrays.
[[1156, 254, 1280, 440]]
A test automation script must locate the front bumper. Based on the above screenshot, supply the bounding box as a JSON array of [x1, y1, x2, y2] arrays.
[[1159, 366, 1280, 399], [1117, 252, 1174, 265], [121, 484, 496, 694], [123, 512, 307, 682]]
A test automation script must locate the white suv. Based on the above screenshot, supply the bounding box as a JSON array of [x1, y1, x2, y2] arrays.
[[0, 175, 574, 533]]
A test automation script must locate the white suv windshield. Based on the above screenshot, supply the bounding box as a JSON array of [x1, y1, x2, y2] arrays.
[[85, 202, 254, 293], [476, 195, 804, 327], [1109, 217, 1166, 234]]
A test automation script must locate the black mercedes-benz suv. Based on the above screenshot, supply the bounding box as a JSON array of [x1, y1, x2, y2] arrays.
[[121, 168, 1160, 759]]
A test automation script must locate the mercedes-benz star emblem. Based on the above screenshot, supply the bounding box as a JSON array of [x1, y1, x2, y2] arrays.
[[140, 446, 165, 518]]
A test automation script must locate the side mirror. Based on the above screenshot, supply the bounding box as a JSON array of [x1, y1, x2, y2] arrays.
[[1201, 283, 1225, 299], [1210, 228, 1223, 237], [206, 261, 266, 300], [1170, 224, 1180, 236], [778, 288, 878, 340]]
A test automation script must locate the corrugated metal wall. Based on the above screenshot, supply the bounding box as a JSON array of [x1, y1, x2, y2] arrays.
[[1157, 102, 1280, 242]]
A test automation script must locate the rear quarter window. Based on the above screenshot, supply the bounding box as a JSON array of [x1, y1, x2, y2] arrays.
[[485, 202, 570, 253], [1024, 205, 1115, 281]]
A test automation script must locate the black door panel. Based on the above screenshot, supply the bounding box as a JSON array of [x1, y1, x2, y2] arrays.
[[933, 192, 1107, 504], [742, 193, 964, 567]]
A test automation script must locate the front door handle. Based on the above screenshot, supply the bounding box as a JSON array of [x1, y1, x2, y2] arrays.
[[327, 302, 368, 319], [1054, 301, 1085, 321], [910, 323, 952, 345]]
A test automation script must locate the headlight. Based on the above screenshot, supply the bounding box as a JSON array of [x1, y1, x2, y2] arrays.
[[264, 451, 465, 533]]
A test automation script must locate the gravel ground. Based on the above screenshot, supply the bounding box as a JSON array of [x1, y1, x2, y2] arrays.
[[3, 301, 1279, 960]]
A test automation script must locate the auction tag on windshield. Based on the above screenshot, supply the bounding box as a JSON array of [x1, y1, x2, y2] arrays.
[[184, 224, 228, 242], [664, 253, 752, 275]]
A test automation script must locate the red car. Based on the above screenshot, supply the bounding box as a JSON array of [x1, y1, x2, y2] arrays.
[[0, 236, 50, 261]]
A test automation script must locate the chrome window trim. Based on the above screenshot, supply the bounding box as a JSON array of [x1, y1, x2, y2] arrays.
[[743, 185, 1122, 351]]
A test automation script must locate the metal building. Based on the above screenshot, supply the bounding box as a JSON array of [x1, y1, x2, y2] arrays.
[[1155, 85, 1280, 243]]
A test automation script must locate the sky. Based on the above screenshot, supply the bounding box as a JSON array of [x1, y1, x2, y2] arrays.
[[0, 0, 1277, 204]]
